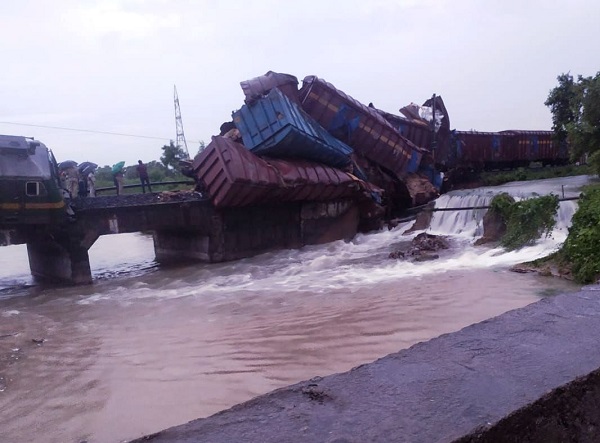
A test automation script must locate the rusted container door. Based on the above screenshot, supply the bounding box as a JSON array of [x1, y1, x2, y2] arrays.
[[502, 133, 518, 166]]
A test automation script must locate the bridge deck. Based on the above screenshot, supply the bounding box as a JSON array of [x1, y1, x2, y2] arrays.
[[70, 190, 208, 211]]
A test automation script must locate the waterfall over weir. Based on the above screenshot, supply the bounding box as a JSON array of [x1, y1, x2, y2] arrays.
[[413, 175, 591, 271], [428, 191, 577, 241]]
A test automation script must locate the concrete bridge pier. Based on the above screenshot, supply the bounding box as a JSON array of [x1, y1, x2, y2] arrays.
[[26, 231, 93, 285], [153, 229, 212, 264], [151, 200, 359, 265]]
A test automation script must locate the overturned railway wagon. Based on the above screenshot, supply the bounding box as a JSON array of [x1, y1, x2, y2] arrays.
[[298, 76, 423, 180], [375, 107, 432, 155], [192, 136, 380, 208], [0, 134, 66, 226], [240, 71, 300, 105], [233, 88, 353, 170], [380, 95, 452, 172]]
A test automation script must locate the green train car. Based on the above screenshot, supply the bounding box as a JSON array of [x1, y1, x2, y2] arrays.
[[0, 134, 67, 226]]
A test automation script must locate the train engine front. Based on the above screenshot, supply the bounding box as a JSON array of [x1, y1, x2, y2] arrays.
[[0, 134, 67, 226]]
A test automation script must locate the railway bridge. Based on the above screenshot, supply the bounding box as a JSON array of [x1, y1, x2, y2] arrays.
[[0, 193, 360, 285]]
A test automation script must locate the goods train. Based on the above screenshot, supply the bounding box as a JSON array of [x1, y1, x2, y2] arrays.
[[434, 129, 570, 172], [375, 97, 570, 173], [0, 134, 67, 225]]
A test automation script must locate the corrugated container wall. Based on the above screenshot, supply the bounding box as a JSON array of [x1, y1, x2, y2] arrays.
[[500, 130, 565, 165], [192, 136, 367, 207], [376, 108, 432, 153], [266, 158, 361, 202], [453, 131, 499, 169], [191, 136, 282, 207], [233, 88, 353, 169], [298, 76, 424, 180]]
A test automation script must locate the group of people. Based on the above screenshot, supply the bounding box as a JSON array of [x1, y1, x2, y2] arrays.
[[61, 160, 152, 198], [112, 160, 152, 195], [61, 166, 96, 198]]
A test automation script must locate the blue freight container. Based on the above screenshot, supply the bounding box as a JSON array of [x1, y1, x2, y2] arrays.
[[232, 88, 353, 169], [407, 149, 422, 173], [419, 164, 444, 190]]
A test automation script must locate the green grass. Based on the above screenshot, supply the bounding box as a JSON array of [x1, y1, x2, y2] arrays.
[[481, 164, 593, 186]]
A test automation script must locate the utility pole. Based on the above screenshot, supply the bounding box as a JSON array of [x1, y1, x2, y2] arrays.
[[430, 93, 437, 161], [174, 85, 189, 158]]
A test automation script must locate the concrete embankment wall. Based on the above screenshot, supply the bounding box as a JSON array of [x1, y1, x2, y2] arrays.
[[133, 286, 600, 443]]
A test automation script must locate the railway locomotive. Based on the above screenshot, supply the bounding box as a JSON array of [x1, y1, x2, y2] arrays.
[[0, 134, 67, 226]]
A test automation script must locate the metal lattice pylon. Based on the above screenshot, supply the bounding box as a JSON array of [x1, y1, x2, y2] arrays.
[[174, 85, 189, 157]]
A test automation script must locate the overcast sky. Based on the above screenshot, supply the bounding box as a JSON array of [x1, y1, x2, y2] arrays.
[[1, 0, 598, 167]]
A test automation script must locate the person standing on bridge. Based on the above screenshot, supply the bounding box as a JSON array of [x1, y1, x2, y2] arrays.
[[112, 169, 124, 195], [87, 170, 96, 197], [65, 166, 79, 198], [136, 160, 152, 193]]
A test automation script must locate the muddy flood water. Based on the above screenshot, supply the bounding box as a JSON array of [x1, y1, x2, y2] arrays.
[[0, 176, 590, 443]]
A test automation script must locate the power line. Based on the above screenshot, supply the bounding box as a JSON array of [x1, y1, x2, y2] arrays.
[[0, 121, 201, 144]]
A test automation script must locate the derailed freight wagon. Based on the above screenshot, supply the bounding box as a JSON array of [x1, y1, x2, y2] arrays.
[[240, 71, 300, 105], [298, 76, 424, 181], [191, 136, 384, 228], [213, 71, 443, 219], [0, 134, 67, 225], [376, 107, 432, 155], [192, 135, 366, 207], [233, 88, 354, 170]]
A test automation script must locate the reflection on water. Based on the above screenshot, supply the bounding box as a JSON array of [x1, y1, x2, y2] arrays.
[[0, 176, 588, 443]]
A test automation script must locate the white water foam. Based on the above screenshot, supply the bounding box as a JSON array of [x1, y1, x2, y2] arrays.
[[123, 181, 581, 301], [1, 310, 21, 317]]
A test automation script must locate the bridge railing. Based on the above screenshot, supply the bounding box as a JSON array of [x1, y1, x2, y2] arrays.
[[95, 180, 196, 195]]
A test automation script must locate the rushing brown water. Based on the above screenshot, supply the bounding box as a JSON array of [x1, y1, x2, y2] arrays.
[[0, 176, 588, 443]]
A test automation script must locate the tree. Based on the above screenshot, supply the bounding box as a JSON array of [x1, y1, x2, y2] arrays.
[[546, 72, 600, 173], [196, 140, 206, 157], [160, 141, 187, 169]]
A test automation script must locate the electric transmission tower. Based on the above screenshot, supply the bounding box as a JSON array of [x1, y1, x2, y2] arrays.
[[173, 85, 189, 158]]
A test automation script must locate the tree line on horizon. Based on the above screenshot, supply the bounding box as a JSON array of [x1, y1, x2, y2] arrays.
[[93, 140, 205, 189]]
